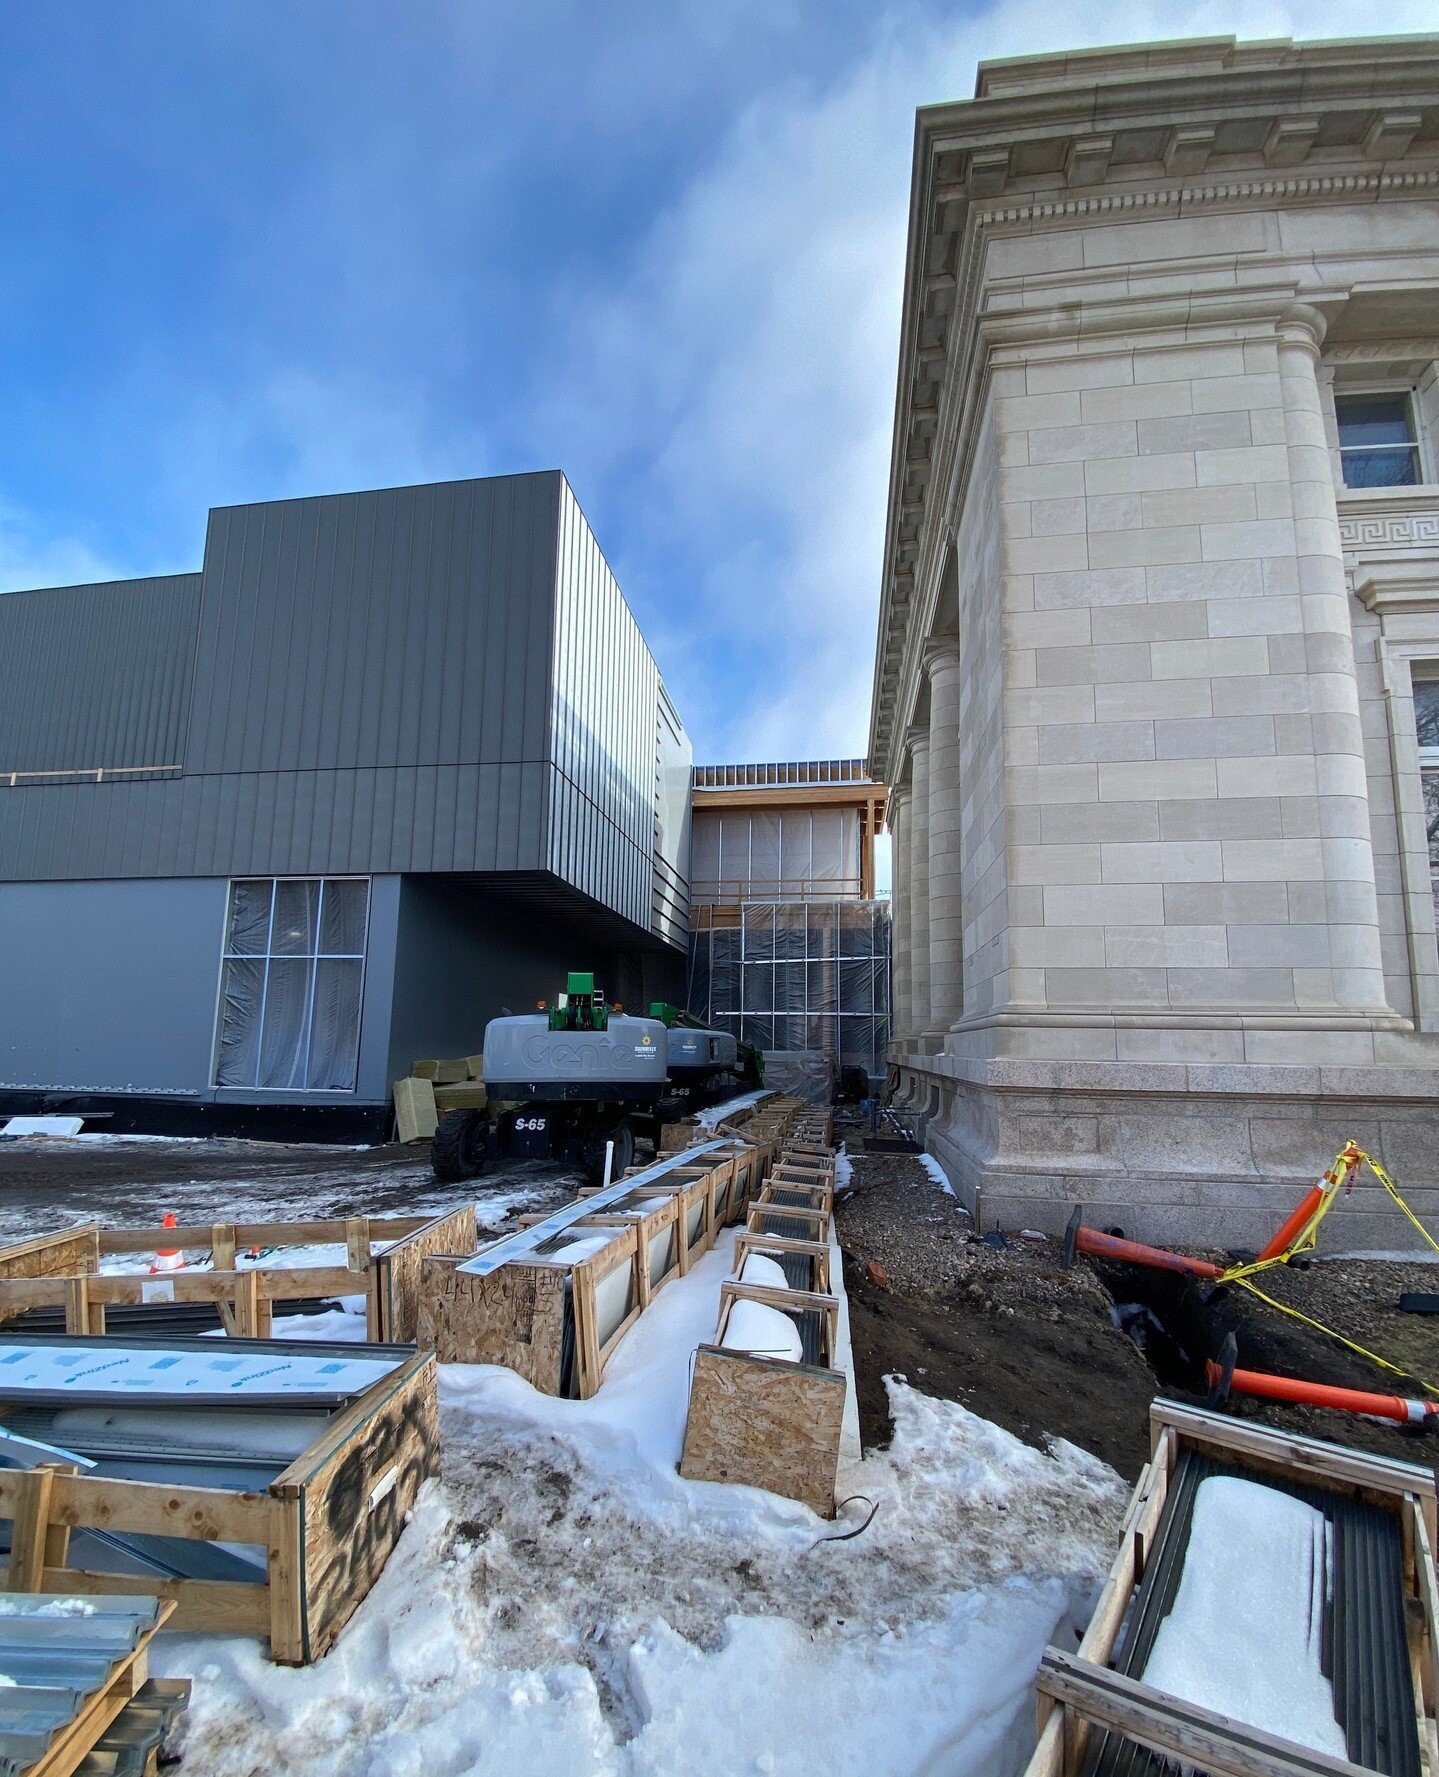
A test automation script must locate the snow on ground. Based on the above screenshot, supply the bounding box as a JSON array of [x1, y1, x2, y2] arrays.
[[157, 1228, 1128, 1777], [1143, 1475, 1346, 1757], [917, 1154, 955, 1198]]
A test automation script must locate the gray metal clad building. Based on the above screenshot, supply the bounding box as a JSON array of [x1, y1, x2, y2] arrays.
[[0, 470, 692, 1137]]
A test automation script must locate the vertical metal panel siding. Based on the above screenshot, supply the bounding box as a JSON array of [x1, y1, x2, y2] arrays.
[[548, 482, 666, 935], [188, 473, 559, 781], [0, 575, 201, 775]]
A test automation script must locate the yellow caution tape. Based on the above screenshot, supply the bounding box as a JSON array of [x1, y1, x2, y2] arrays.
[[1215, 1142, 1439, 1397]]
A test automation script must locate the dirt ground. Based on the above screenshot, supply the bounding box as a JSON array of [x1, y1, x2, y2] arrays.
[[0, 1135, 581, 1244], [836, 1141, 1439, 1482]]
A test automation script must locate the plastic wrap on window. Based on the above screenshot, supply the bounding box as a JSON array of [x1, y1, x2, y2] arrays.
[[215, 957, 264, 1086], [747, 812, 782, 897], [225, 881, 272, 956], [763, 1051, 837, 1104], [309, 958, 363, 1089], [685, 932, 713, 1023]]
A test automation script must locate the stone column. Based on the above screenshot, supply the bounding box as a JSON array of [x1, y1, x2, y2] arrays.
[[1278, 306, 1389, 1014], [887, 783, 912, 1043], [906, 726, 932, 1040], [925, 639, 965, 1038]]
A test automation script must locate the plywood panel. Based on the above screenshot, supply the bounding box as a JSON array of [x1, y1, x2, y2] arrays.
[[417, 1256, 567, 1390], [680, 1345, 845, 1517]]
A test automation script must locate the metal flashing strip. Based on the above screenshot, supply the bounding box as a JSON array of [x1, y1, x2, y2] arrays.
[[459, 1141, 728, 1278]]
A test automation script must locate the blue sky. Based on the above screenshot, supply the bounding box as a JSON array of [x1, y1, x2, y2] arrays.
[[2, 2, 1433, 762]]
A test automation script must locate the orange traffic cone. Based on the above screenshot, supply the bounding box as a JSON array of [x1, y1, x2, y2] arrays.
[[149, 1213, 185, 1273]]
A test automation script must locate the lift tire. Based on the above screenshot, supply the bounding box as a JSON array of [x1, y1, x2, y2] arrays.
[[581, 1120, 635, 1189], [431, 1109, 488, 1182]]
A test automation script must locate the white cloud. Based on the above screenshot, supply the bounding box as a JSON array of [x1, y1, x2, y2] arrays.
[[543, 0, 1439, 764], [0, 500, 121, 594]]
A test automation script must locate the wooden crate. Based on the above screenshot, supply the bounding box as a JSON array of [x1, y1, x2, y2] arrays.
[[372, 1205, 478, 1342], [1023, 1399, 1439, 1777], [732, 1232, 831, 1295], [0, 1347, 438, 1665], [679, 1278, 844, 1516], [0, 1212, 452, 1342], [746, 1201, 832, 1242], [566, 1194, 682, 1309], [418, 1220, 643, 1398]]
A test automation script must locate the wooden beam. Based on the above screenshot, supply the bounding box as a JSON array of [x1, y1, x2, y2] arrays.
[[691, 783, 883, 812], [1035, 1650, 1373, 1777]]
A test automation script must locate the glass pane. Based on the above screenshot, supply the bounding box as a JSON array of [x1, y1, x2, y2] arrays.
[[307, 958, 363, 1090], [743, 963, 772, 1014], [1341, 447, 1418, 489], [257, 958, 315, 1088], [1426, 772, 1439, 946], [272, 880, 321, 956], [1416, 683, 1439, 751], [319, 879, 368, 955], [215, 958, 264, 1086], [1335, 393, 1414, 448], [774, 962, 805, 1013], [225, 880, 272, 956]]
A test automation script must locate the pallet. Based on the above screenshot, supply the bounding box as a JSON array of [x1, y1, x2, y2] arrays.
[[0, 1209, 471, 1346], [1022, 1399, 1439, 1777], [0, 1593, 178, 1777], [0, 1345, 438, 1664]]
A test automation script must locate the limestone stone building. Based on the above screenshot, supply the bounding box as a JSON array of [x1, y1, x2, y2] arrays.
[[870, 34, 1439, 1245]]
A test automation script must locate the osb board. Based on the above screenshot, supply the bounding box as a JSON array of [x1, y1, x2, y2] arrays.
[[374, 1204, 478, 1342], [417, 1255, 567, 1390], [0, 1227, 101, 1321], [680, 1344, 844, 1518], [275, 1350, 438, 1662]]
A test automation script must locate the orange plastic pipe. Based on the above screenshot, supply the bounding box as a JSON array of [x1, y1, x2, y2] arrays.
[[1256, 1183, 1326, 1263], [1075, 1227, 1223, 1279], [1207, 1359, 1437, 1425]]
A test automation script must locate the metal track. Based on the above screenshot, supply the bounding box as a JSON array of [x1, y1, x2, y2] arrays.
[[458, 1141, 728, 1278]]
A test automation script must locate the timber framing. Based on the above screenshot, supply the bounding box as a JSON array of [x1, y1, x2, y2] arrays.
[[679, 1127, 848, 1517], [1021, 1399, 1439, 1777], [0, 1207, 477, 1345], [0, 1345, 438, 1666], [417, 1131, 786, 1394]]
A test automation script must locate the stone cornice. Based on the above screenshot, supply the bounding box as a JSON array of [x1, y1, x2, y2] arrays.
[[869, 38, 1439, 780]]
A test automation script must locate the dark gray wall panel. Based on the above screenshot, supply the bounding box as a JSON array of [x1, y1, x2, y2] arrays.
[[0, 877, 225, 1095], [0, 575, 201, 778], [0, 763, 553, 880], [189, 473, 560, 775]]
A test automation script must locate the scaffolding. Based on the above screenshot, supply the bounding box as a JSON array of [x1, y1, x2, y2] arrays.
[[685, 899, 891, 1083]]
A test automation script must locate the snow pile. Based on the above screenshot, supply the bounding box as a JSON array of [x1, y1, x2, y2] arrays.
[[834, 1143, 854, 1194], [720, 1298, 803, 1360], [1142, 1476, 1346, 1757], [738, 1252, 789, 1291], [917, 1154, 955, 1198], [156, 1231, 1128, 1777]]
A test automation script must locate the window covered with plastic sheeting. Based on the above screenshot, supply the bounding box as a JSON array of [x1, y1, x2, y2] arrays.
[[689, 807, 864, 901], [214, 877, 369, 1091], [685, 900, 890, 1082]]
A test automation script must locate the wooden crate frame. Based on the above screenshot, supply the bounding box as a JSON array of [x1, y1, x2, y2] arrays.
[[0, 1209, 470, 1344], [754, 1180, 834, 1218], [372, 1205, 478, 1342], [566, 1194, 682, 1309], [732, 1232, 831, 1296], [0, 1348, 437, 1666], [417, 1220, 644, 1398], [678, 1277, 845, 1517], [746, 1201, 832, 1242], [1024, 1399, 1439, 1777]]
